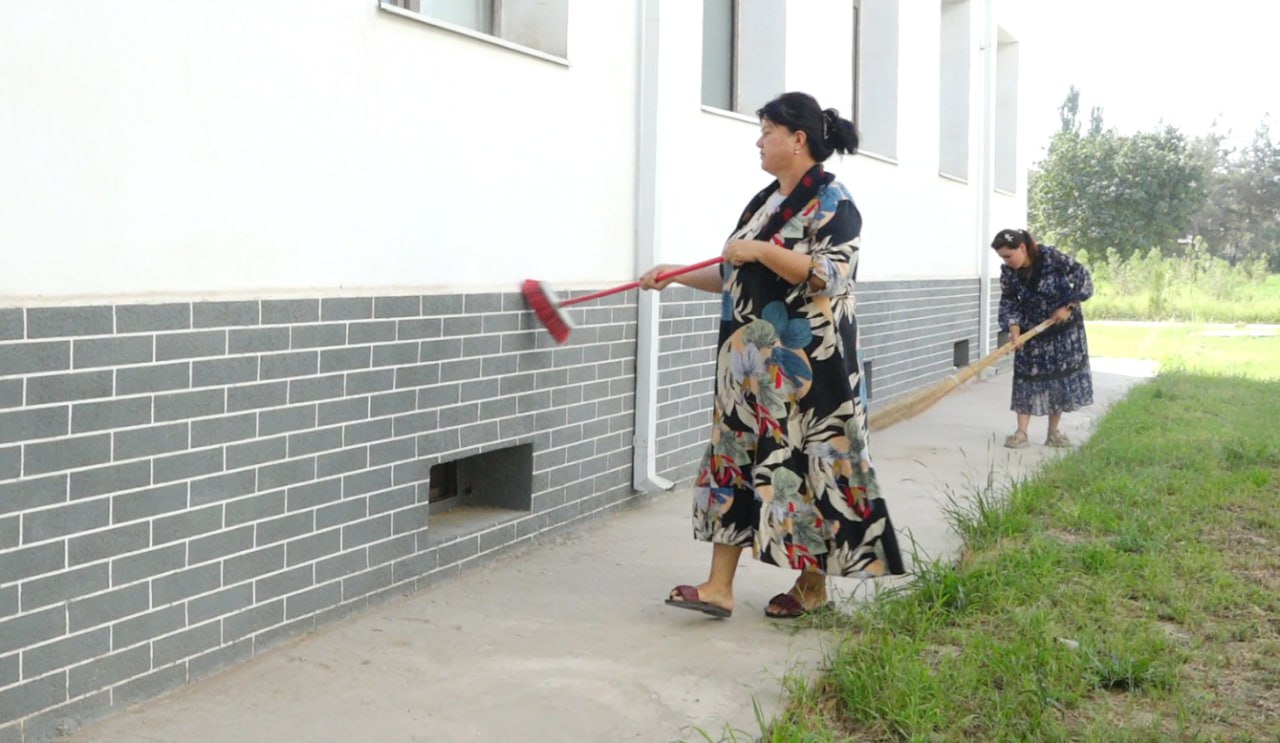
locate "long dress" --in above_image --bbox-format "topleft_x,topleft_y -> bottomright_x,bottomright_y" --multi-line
691,164 -> 905,578
998,245 -> 1095,415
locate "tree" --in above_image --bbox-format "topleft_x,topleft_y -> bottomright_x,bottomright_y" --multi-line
1029,89 -> 1207,260
1193,119 -> 1280,269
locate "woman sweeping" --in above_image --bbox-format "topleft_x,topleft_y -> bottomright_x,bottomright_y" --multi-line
991,228 -> 1095,448
639,92 -> 905,620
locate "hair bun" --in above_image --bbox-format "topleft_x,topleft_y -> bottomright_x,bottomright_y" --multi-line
821,108 -> 840,143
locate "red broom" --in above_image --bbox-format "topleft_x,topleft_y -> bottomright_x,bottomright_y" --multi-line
522,257 -> 723,344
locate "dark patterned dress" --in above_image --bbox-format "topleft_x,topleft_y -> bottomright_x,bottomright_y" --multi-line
998,245 -> 1095,416
691,165 -> 905,579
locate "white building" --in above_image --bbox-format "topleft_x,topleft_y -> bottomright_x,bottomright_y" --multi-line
0,1 -> 1026,736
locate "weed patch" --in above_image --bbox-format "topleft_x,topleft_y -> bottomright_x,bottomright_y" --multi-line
751,371 -> 1280,741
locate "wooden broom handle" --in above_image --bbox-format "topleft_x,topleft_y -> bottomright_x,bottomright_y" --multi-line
867,316 -> 1057,432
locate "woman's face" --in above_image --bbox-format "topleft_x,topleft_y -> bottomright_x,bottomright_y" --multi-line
757,118 -> 800,176
996,245 -> 1029,269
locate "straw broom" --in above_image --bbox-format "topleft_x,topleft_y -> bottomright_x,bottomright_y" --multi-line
868,317 -> 1055,432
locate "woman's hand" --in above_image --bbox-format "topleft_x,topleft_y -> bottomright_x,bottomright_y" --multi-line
1010,325 -> 1023,348
723,240 -> 766,266
1051,305 -> 1073,324
639,264 -> 680,291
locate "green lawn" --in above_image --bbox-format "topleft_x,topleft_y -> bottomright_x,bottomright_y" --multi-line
1087,275 -> 1280,323
745,335 -> 1280,742
1086,322 -> 1280,380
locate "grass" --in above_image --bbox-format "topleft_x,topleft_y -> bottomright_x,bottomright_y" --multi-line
741,336 -> 1280,741
1088,275 -> 1280,323
1086,321 -> 1280,380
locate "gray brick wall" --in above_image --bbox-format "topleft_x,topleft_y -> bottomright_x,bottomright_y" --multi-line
0,290 -> 637,738
857,279 -> 983,403
652,279 -> 994,486
652,288 -> 718,486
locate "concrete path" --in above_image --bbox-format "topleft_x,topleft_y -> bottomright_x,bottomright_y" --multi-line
64,358 -> 1156,743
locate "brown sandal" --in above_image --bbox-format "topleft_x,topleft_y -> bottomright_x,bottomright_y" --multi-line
1046,430 -> 1071,448
1004,430 -> 1029,449
764,592 -> 831,620
664,585 -> 732,618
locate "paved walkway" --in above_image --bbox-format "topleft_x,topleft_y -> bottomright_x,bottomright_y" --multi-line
64,359 -> 1156,743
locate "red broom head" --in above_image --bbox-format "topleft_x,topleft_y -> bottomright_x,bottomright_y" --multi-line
521,279 -> 574,344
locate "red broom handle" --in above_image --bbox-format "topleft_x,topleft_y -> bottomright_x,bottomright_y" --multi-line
557,257 -> 724,308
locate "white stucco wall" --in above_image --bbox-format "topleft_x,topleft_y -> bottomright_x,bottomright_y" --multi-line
653,0 -> 1026,283
1,0 -> 1027,300
0,2 -> 639,300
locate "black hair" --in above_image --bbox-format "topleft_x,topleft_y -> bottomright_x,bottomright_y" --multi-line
990,228 -> 1041,264
756,92 -> 858,162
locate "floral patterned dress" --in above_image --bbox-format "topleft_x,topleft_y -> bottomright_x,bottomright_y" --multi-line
998,245 -> 1095,416
692,165 -> 905,578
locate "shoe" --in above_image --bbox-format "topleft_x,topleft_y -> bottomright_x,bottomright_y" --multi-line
764,592 -> 831,620
1004,430 -> 1029,449
1046,430 -> 1071,448
665,585 -> 732,618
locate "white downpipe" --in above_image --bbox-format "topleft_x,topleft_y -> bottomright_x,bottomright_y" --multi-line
976,0 -> 996,360
632,0 -> 673,492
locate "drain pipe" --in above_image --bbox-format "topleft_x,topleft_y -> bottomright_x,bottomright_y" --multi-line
976,0 -> 996,360
632,0 -> 673,492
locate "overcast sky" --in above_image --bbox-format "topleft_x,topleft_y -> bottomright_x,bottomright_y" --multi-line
1014,0 -> 1276,161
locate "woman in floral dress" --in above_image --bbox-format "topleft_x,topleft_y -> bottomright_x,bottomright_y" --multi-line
991,228 -> 1095,448
640,92 -> 904,620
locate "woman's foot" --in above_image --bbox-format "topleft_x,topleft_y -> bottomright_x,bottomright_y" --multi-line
665,583 -> 734,618
765,576 -> 829,619
1046,430 -> 1071,448
1004,430 -> 1030,449
855,559 -> 885,580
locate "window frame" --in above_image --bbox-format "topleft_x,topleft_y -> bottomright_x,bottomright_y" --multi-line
700,0 -> 741,113
853,0 -> 900,162
938,0 -> 972,182
851,0 -> 861,134
379,0 -> 570,67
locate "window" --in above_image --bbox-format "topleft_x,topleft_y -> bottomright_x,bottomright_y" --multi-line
939,0 -> 970,180
701,0 -> 786,115
856,0 -> 900,159
994,28 -> 1020,193
701,0 -> 735,111
383,0 -> 568,60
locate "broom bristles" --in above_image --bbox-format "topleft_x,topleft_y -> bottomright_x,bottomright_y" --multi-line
522,279 -> 574,344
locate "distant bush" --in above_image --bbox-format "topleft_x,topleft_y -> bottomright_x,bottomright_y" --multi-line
1076,244 -> 1279,323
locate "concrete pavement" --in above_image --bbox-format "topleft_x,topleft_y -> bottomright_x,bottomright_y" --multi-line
62,358 -> 1156,743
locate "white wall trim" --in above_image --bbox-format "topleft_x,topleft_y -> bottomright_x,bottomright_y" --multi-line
378,2 -> 570,67
700,105 -> 759,125
858,149 -> 899,166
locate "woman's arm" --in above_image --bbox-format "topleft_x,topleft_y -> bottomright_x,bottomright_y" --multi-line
726,186 -> 862,294
724,240 -> 810,284
998,269 -> 1021,331
638,263 -> 722,294
1068,258 -> 1094,303
1047,250 -> 1093,323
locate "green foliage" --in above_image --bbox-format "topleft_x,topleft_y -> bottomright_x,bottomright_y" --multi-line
1030,88 -> 1206,260
1032,88 -> 1280,272
761,368 -> 1280,741
1076,246 -> 1280,322
1086,323 -> 1280,381
1191,119 -> 1280,271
